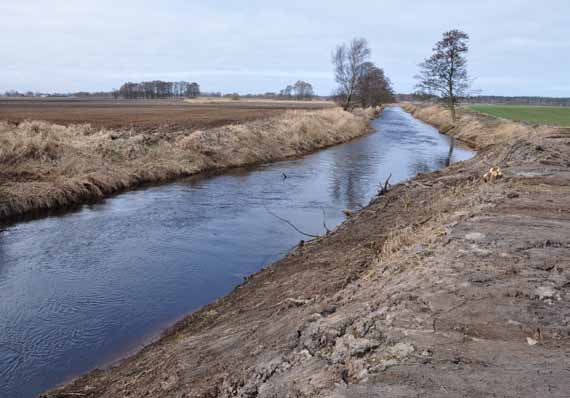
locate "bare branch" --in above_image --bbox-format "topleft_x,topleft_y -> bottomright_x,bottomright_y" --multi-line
321,208 -> 331,234
265,207 -> 320,238
378,173 -> 392,196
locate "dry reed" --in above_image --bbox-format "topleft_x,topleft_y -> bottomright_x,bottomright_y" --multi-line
0,108 -> 374,220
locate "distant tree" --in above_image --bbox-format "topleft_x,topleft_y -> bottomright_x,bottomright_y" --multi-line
332,38 -> 371,110
279,81 -> 314,100
293,81 -> 314,100
187,82 -> 200,98
415,29 -> 470,121
223,92 -> 240,100
279,85 -> 294,98
117,80 -> 200,99
356,62 -> 395,107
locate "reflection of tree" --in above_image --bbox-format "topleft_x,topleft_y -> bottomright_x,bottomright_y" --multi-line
328,143 -> 380,209
445,137 -> 455,167
328,106 -> 469,210
409,159 -> 432,175
0,231 -> 10,282
433,137 -> 456,170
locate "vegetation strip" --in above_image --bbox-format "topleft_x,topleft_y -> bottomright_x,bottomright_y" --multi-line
467,104 -> 570,127
0,107 -> 376,222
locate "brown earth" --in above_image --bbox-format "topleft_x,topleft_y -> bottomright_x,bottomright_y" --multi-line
46,104 -> 570,397
0,99 -> 333,133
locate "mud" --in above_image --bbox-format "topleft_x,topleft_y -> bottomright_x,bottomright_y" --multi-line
46,104 -> 570,398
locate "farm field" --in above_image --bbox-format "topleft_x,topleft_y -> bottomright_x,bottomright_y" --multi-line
467,104 -> 570,126
0,98 -> 334,132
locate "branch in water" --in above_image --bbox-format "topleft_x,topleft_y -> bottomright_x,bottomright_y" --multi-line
321,208 -> 331,234
265,207 -> 320,238
378,173 -> 392,196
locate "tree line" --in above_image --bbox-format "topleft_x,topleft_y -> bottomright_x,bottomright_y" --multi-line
397,93 -> 570,107
331,38 -> 395,110
116,81 -> 200,99
279,81 -> 314,100
462,96 -> 570,107
330,31 -> 471,119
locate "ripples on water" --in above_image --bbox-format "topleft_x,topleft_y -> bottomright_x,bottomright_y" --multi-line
0,106 -> 474,397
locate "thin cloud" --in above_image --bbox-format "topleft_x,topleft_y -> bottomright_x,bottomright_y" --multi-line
1,0 -> 568,96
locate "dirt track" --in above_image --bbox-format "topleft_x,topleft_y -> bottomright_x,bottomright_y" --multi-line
46,104 -> 570,397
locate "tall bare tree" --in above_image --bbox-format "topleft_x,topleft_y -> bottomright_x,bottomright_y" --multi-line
332,38 -> 371,110
415,29 -> 470,121
356,62 -> 395,107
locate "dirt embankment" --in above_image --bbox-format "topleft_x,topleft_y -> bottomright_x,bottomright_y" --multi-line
46,104 -> 570,398
0,107 -> 375,222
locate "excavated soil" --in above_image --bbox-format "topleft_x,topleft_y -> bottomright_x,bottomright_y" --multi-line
46,104 -> 570,398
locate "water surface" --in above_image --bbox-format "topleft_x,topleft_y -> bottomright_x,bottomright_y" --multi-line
0,106 -> 474,397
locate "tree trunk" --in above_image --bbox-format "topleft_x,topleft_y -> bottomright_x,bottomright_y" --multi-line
449,97 -> 456,122
344,93 -> 352,111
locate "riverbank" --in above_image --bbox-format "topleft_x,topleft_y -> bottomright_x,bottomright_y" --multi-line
0,107 -> 374,222
46,104 -> 570,397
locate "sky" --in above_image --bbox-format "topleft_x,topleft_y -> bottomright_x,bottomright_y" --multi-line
1,0 -> 569,96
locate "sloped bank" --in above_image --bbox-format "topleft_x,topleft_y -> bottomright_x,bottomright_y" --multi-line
46,104 -> 569,397
400,102 -> 557,148
0,107 -> 375,222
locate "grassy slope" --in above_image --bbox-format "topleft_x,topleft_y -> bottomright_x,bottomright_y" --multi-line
0,108 -> 374,221
467,104 -> 570,127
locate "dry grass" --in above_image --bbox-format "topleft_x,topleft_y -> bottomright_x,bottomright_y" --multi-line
400,103 -> 552,149
0,108 -> 374,220
370,176 -> 485,274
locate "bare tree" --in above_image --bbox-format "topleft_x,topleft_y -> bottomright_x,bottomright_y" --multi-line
279,84 -> 294,98
332,38 -> 371,110
293,81 -> 314,100
187,82 -> 200,98
118,80 -> 200,99
278,81 -> 314,100
415,29 -> 470,121
356,62 -> 395,107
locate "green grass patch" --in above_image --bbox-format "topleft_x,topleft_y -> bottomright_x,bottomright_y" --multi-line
467,105 -> 570,127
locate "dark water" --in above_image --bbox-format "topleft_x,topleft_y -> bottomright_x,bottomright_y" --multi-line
0,106 -> 474,397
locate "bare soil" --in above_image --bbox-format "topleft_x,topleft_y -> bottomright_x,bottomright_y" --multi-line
0,98 -> 332,133
46,104 -> 570,397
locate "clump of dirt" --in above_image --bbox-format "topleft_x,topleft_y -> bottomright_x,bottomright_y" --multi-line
45,104 -> 570,398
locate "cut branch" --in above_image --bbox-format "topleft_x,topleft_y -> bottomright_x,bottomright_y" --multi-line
265,207 -> 320,238
321,208 -> 331,234
378,173 -> 392,196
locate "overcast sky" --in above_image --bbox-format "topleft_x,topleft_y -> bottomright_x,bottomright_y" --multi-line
2,0 -> 568,96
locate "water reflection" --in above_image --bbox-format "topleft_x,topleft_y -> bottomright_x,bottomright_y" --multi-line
0,106 -> 474,398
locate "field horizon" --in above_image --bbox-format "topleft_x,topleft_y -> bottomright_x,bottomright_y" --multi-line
467,104 -> 570,127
